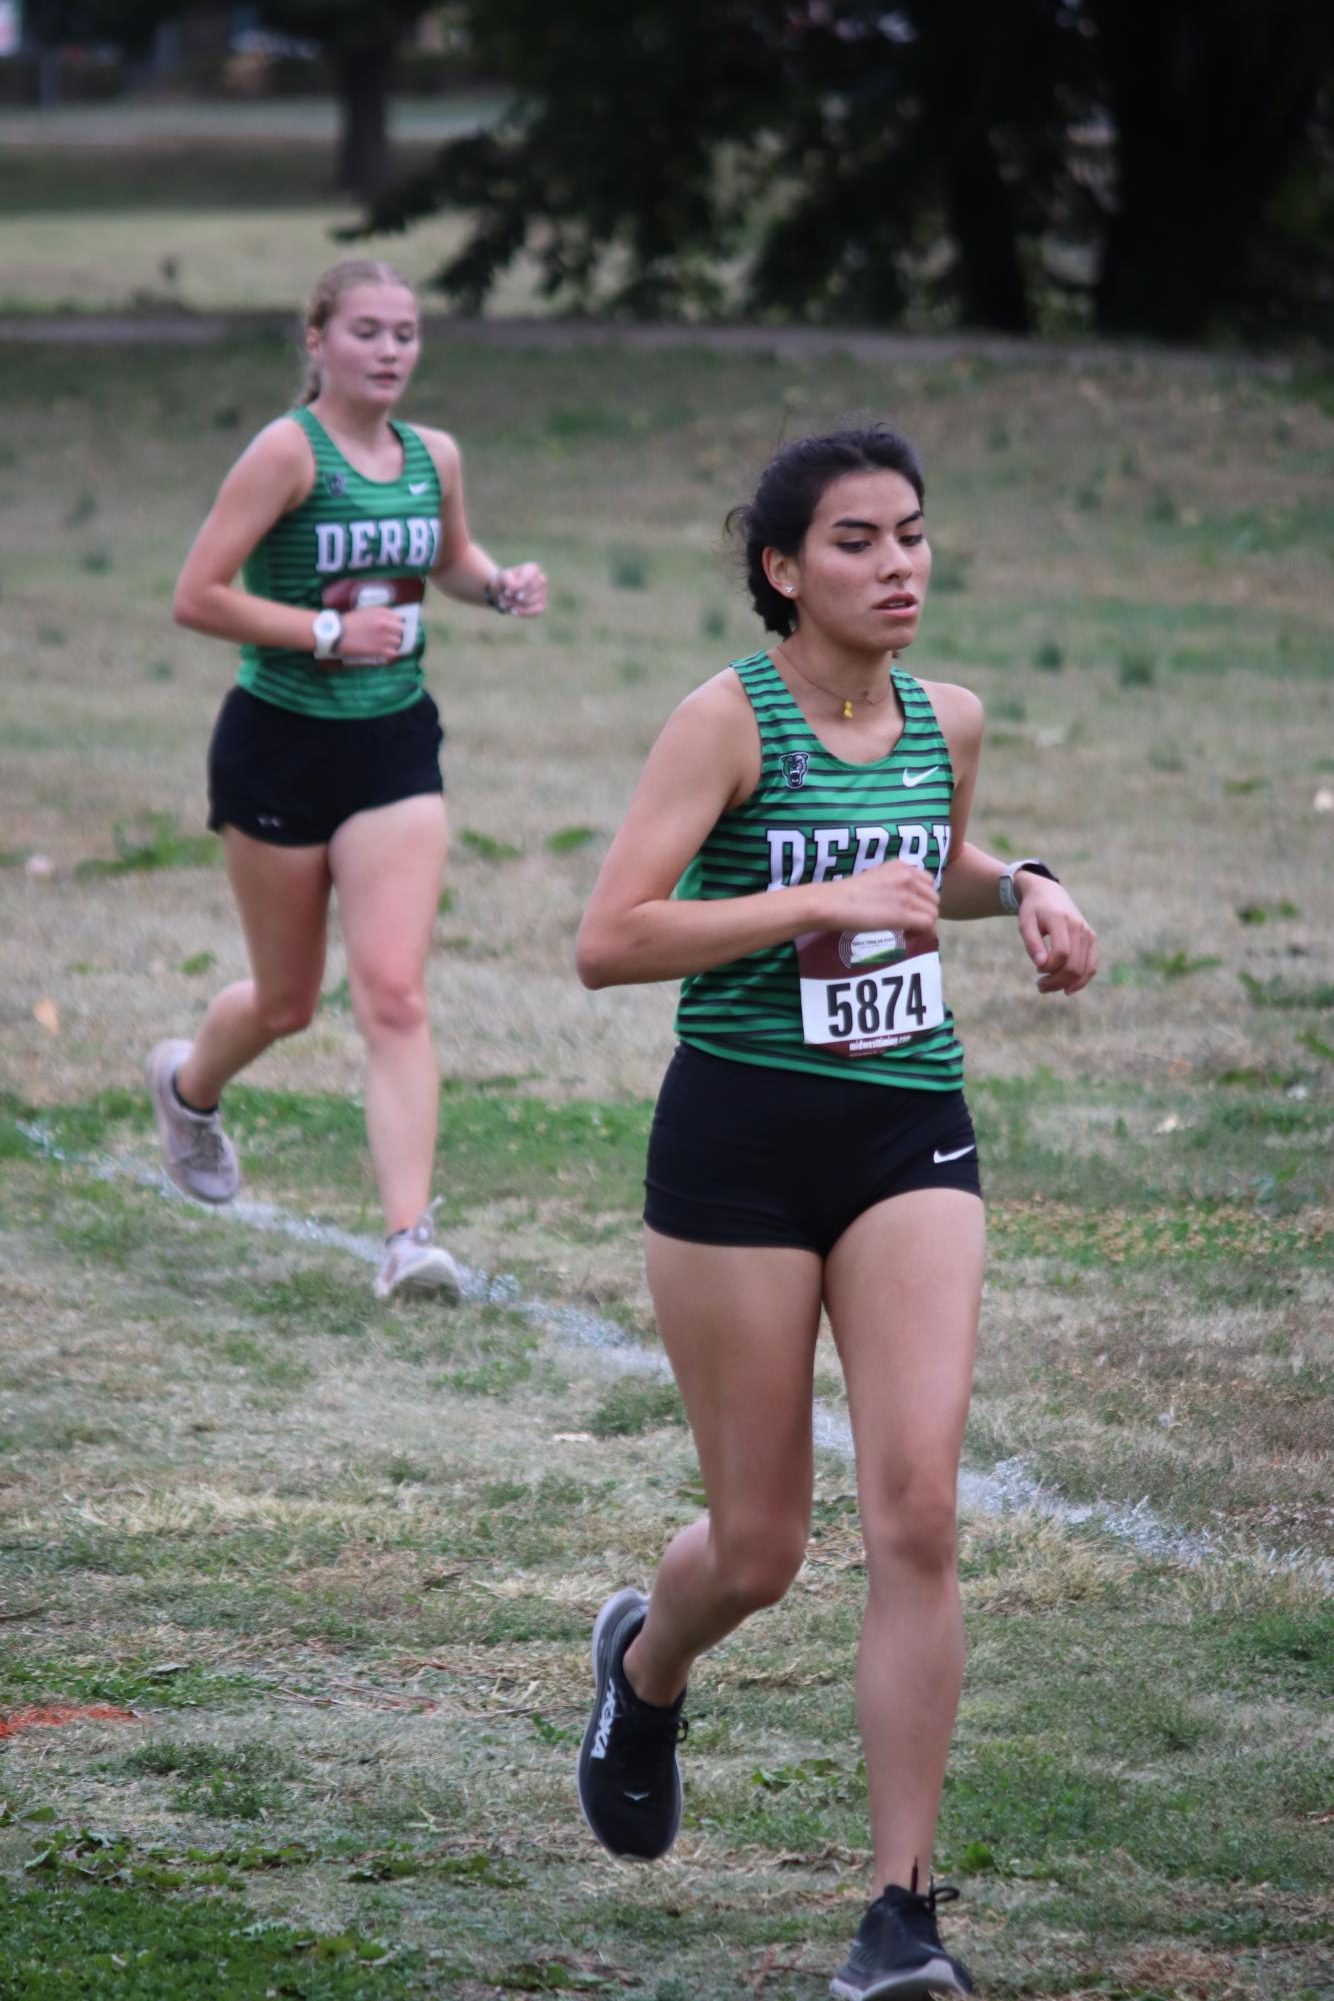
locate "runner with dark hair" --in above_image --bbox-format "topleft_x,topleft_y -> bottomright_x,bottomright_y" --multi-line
574,424 -> 1096,1998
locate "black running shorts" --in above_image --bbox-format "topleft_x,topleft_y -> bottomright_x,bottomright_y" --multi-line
207,686 -> 444,848
644,1042 -> 981,1256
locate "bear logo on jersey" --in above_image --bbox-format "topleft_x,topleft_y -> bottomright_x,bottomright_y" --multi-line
780,752 -> 809,790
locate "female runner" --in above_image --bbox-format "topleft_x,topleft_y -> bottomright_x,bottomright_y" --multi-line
147,258 -> 546,1299
574,426 -> 1096,1997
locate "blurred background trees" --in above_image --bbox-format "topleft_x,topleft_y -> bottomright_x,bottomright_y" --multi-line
15,0 -> 445,195
364,0 -> 1334,342
9,0 -> 1334,341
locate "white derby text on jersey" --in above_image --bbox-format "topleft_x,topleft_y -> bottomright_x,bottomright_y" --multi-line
315,517 -> 441,572
766,822 -> 952,891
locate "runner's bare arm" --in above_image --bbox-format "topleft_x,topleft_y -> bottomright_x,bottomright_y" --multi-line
419,427 -> 547,618
926,679 -> 1098,994
172,419 -> 325,651
928,681 -> 1032,912
577,674 -> 940,988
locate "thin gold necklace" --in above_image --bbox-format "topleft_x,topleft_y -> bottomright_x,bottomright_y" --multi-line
778,642 -> 894,721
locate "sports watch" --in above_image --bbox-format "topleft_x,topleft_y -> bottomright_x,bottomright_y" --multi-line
998,858 -> 1059,915
482,567 -> 513,614
312,609 -> 344,660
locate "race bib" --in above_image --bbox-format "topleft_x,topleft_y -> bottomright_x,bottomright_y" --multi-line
321,574 -> 425,663
796,927 -> 944,1057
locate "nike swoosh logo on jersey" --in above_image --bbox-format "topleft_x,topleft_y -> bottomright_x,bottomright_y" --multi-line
903,767 -> 940,788
408,481 -> 430,495
934,1144 -> 976,1164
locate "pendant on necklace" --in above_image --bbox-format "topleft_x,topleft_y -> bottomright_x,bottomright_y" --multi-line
842,699 -> 853,719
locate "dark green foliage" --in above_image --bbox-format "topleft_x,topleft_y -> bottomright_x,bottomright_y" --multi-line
349,0 -> 1334,340
1088,0 -> 1334,341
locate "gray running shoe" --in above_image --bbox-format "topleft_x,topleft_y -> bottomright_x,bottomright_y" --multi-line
374,1203 -> 462,1302
145,1038 -> 240,1204
830,1878 -> 973,1999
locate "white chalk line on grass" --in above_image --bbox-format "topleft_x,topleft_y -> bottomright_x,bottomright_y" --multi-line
21,1124 -> 1331,1586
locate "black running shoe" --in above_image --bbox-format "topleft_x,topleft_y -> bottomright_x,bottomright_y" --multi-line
830,1877 -> 974,1999
576,1587 -> 687,1860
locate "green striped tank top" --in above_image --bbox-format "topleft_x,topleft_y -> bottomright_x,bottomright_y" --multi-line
237,406 -> 442,719
674,651 -> 965,1090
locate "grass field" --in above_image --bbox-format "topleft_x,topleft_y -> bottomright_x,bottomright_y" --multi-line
1,325 -> 1332,1999
0,106 -> 546,317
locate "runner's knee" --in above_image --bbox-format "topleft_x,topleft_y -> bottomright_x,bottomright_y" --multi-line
254,990 -> 320,1040
713,1516 -> 808,1612
862,1476 -> 958,1581
354,973 -> 427,1040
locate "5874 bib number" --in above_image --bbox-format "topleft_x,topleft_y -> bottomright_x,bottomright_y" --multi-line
795,928 -> 944,1058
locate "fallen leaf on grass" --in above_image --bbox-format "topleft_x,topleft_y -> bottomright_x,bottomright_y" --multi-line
33,999 -> 59,1035
751,1947 -> 816,1993
0,1703 -> 140,1739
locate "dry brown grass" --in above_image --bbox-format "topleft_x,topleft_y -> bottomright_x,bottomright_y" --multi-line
3,339 -> 1333,1110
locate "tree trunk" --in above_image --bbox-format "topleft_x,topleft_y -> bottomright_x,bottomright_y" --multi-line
1092,0 -> 1328,339
333,38 -> 397,201
941,126 -> 1030,333
911,11 -> 1033,334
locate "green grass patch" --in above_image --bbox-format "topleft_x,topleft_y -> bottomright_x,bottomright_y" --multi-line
608,545 -> 650,589
459,827 -> 524,863
0,1657 -> 257,1711
0,1876 -> 416,2000
1117,646 -> 1156,687
73,813 -> 216,880
588,1376 -> 685,1438
1240,971 -> 1334,1010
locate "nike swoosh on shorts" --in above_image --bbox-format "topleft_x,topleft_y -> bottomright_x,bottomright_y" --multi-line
933,1144 -> 976,1164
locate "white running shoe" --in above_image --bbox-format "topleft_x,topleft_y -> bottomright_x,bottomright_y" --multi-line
374,1203 -> 462,1303
144,1038 -> 240,1204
